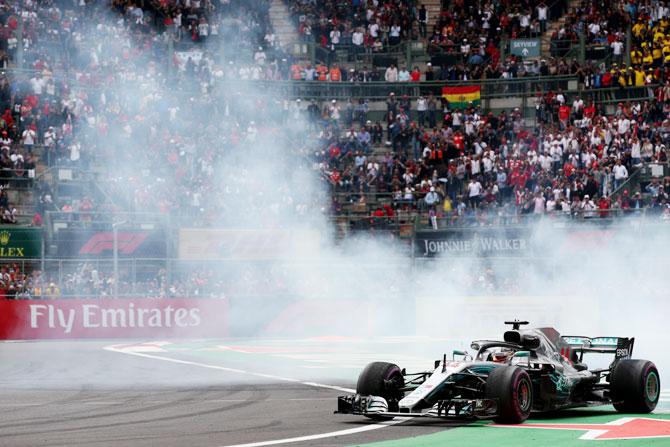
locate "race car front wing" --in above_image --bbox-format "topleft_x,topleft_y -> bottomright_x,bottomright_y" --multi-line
335,394 -> 499,419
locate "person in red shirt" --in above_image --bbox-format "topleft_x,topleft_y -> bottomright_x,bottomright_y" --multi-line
584,101 -> 596,119
602,70 -> 613,87
453,130 -> 465,154
1,109 -> 14,131
31,212 -> 43,227
620,190 -> 631,210
290,64 -> 303,80
370,207 -> 387,228
558,104 -> 571,128
329,64 -> 342,82
328,143 -> 341,159
316,64 -> 328,81
330,169 -> 341,185
598,195 -> 611,218
372,207 -> 385,218
410,66 -> 421,82
563,161 -> 575,180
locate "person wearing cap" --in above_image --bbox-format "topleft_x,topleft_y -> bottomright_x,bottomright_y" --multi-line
579,194 -> 595,219
424,62 -> 434,81
424,186 -> 441,208
254,46 -> 266,65
460,38 -> 470,55
616,65 -> 627,88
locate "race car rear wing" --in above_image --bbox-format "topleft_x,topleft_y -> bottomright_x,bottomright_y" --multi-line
561,336 -> 634,360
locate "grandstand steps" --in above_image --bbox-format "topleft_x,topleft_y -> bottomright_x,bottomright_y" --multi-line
540,0 -> 580,57
270,0 -> 300,50
3,187 -> 35,224
422,0 -> 442,32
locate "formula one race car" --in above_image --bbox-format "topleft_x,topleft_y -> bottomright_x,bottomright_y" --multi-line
336,321 -> 660,423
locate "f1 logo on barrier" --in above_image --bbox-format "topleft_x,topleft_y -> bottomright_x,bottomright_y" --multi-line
78,232 -> 148,255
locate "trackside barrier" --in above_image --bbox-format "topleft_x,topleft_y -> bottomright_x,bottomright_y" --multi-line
0,298 -> 228,340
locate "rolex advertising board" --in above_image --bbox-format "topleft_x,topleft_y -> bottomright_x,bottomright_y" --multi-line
0,227 -> 42,258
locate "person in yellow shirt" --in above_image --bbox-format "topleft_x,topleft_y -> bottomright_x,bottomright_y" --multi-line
634,67 -> 646,86
653,43 -> 663,65
443,196 -> 453,213
632,21 -> 646,39
646,68 -> 656,85
626,67 -> 635,86
643,48 -> 654,66
653,28 -> 665,44
631,46 -> 643,65
663,44 -> 670,65
617,66 -> 627,87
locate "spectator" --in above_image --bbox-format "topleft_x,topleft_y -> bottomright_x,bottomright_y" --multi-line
613,159 -> 628,190
385,64 -> 399,82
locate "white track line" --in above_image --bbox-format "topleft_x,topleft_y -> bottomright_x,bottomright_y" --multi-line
219,418 -> 411,447
104,345 -> 413,446
103,346 -> 355,393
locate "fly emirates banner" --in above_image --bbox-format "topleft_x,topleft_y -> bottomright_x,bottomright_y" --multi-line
0,298 -> 228,339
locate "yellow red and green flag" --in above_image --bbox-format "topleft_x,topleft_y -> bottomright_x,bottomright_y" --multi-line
442,85 -> 481,108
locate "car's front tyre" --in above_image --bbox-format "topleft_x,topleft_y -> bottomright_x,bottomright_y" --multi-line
485,366 -> 533,424
356,361 -> 404,418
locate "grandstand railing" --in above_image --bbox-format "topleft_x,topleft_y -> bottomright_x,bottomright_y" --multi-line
333,207 -> 663,238
221,76 -> 578,101
215,78 -> 655,105
5,65 -> 654,107
0,169 -> 37,188
546,38 -> 612,62
45,210 -> 168,231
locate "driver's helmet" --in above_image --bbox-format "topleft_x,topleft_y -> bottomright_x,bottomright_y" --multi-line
491,350 -> 513,363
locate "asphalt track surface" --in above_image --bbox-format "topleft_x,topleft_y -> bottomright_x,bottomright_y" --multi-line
0,340 -> 453,447
1,339 -> 669,447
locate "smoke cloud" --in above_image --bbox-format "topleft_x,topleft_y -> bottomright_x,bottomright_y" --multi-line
10,2 -> 669,386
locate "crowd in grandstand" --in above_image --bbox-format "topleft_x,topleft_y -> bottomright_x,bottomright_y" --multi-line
0,0 -> 668,299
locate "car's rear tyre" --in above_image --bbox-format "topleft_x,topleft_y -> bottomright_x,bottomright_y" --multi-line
611,359 -> 660,413
356,361 -> 404,418
485,366 -> 533,424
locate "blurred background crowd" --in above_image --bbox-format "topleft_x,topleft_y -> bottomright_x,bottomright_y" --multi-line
0,0 -> 668,298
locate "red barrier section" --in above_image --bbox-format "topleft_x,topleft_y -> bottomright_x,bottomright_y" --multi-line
0,299 -> 228,340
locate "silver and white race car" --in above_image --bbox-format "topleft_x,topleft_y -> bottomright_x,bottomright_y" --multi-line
336,321 -> 660,423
